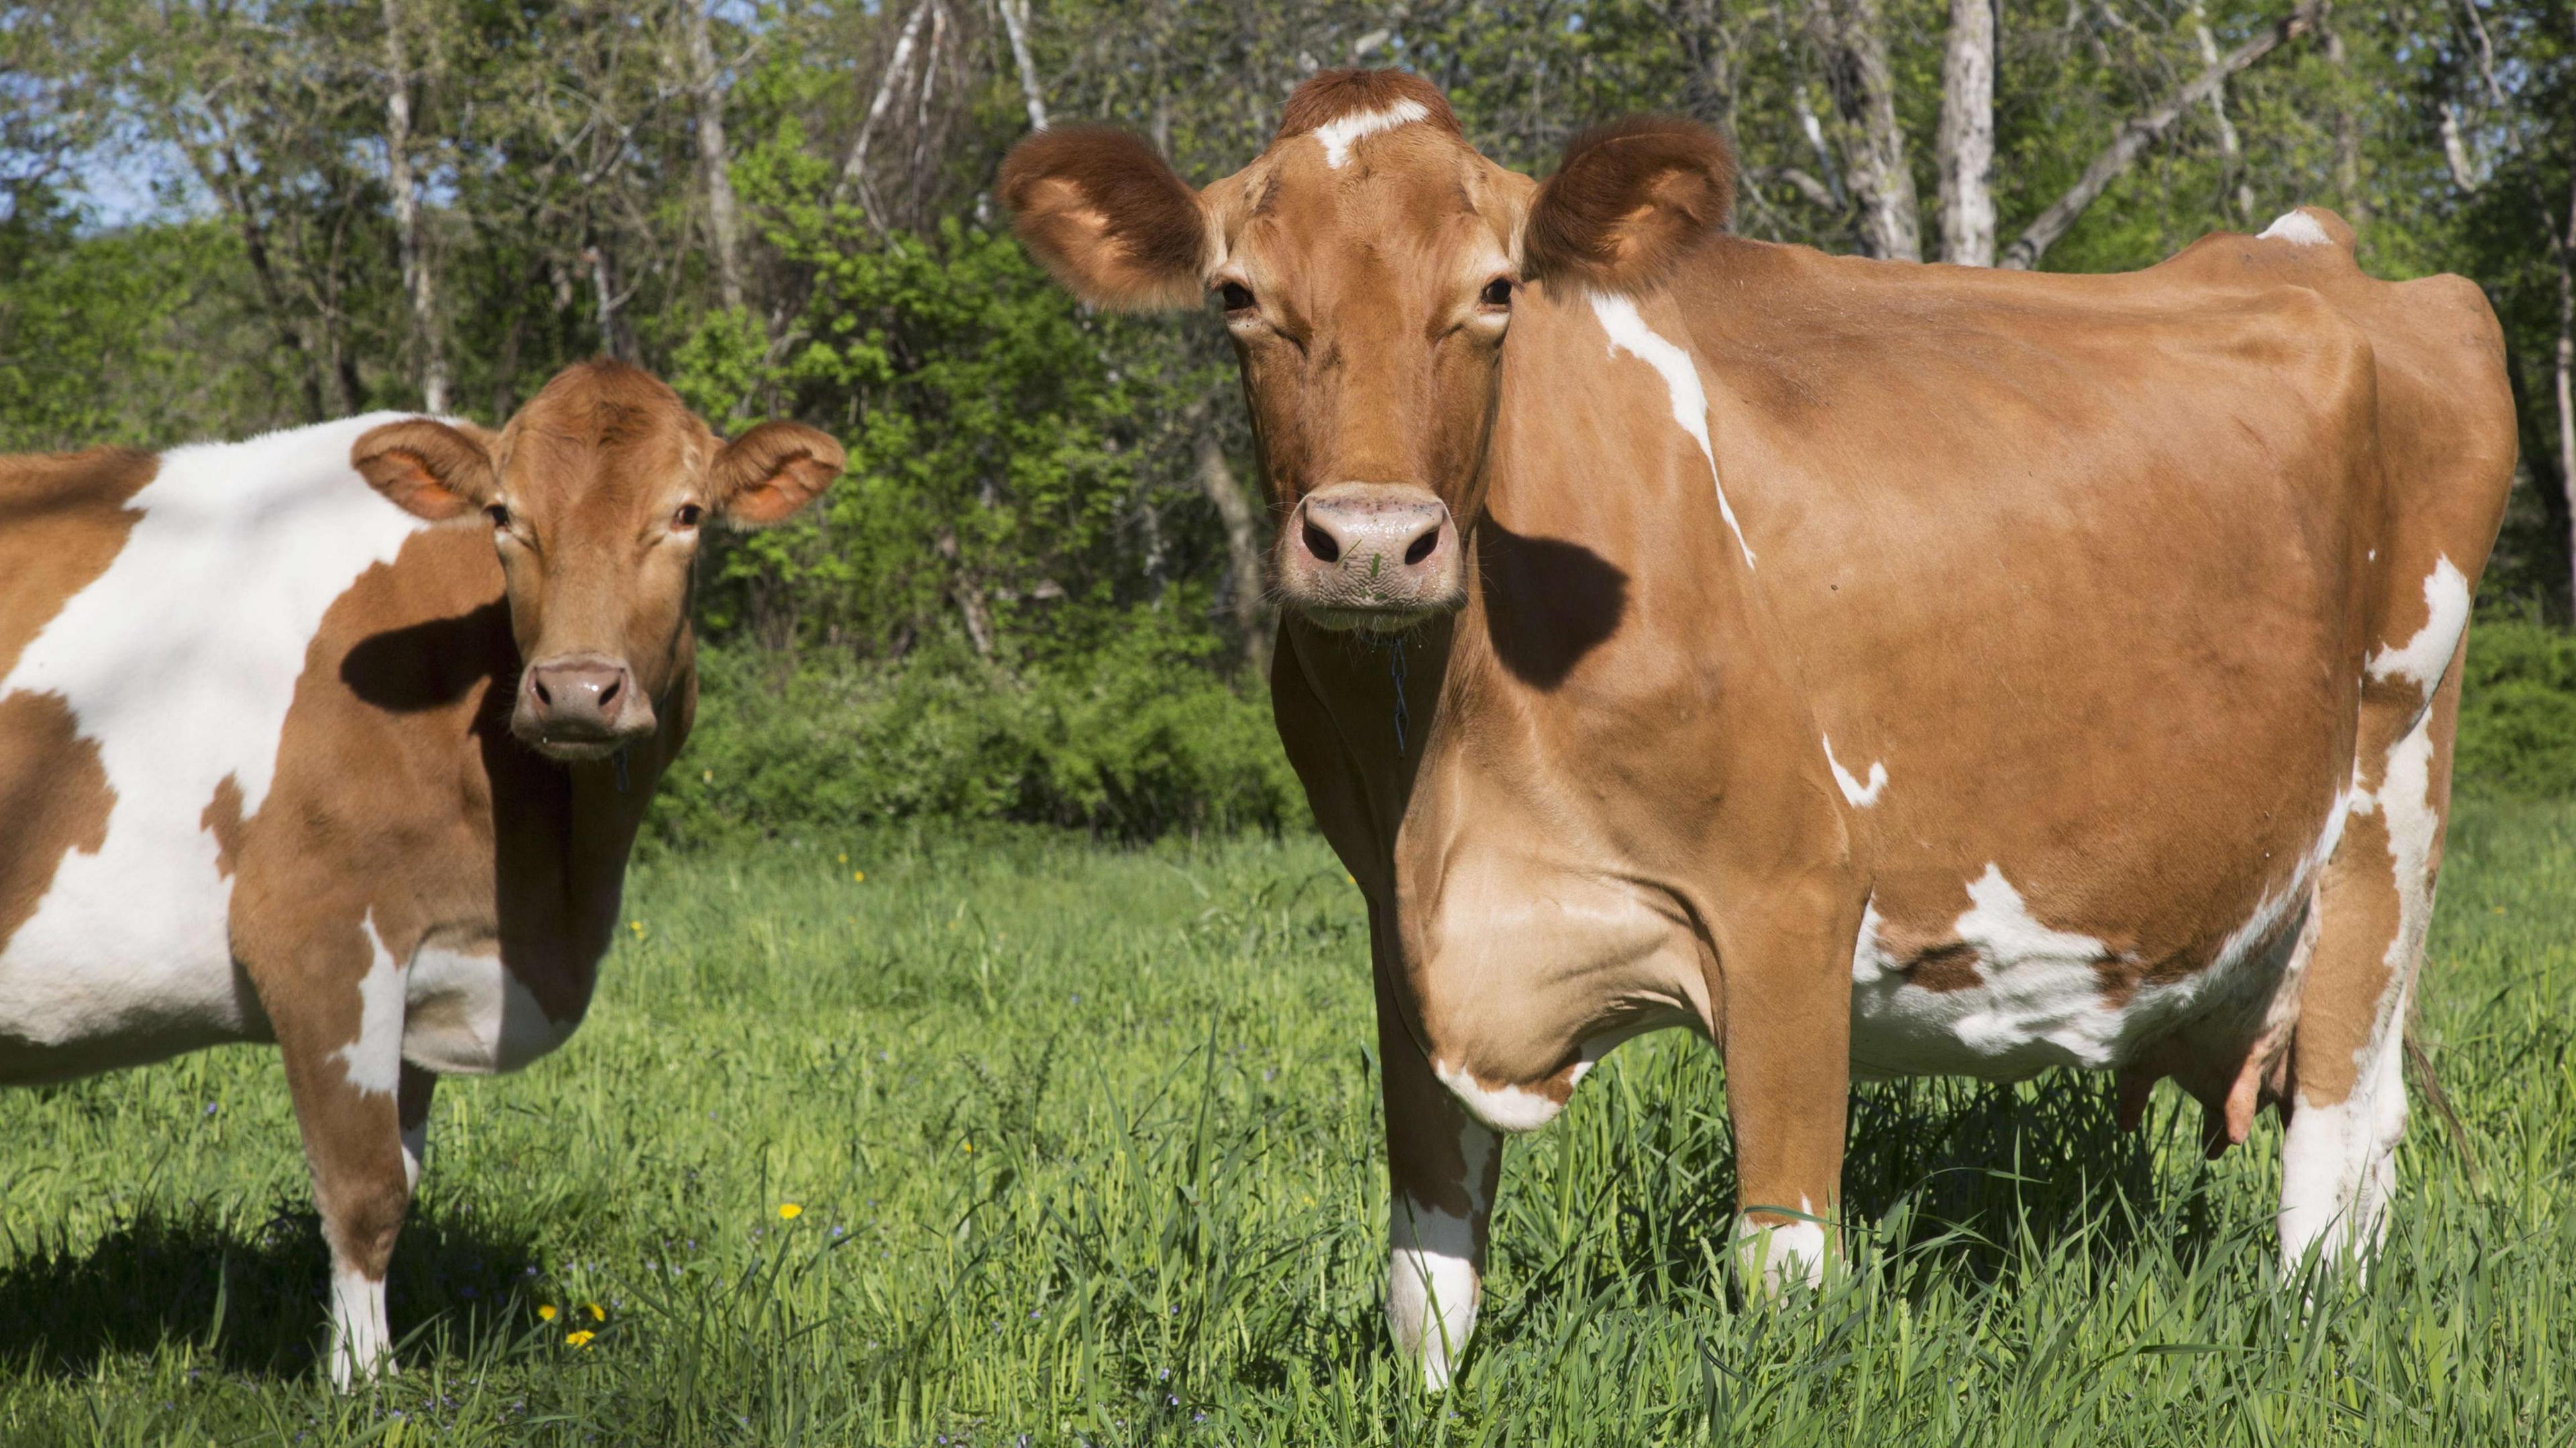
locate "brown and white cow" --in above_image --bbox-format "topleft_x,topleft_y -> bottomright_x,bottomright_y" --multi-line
1004,70 -> 2516,1386
0,361 -> 841,1384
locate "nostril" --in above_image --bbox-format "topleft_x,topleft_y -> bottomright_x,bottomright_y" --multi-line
597,675 -> 622,710
532,677 -> 554,708
1302,515 -> 1343,563
1403,526 -> 1440,567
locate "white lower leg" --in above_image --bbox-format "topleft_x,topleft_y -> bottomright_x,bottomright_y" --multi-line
1387,1198 -> 1480,1391
1732,1197 -> 1829,1295
2279,1037 -> 2410,1272
327,1260 -> 393,1389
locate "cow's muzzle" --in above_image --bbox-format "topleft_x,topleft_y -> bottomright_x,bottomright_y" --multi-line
514,652 -> 657,761
1280,484 -> 1464,632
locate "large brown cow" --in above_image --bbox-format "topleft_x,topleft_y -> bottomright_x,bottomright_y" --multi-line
0,361 -> 842,1385
1002,70 -> 2516,1386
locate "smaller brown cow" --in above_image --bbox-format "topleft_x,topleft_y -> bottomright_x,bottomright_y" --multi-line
0,361 -> 842,1384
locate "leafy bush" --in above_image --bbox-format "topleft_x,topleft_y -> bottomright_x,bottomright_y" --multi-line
2457,614 -> 2576,797
649,612 -> 1307,849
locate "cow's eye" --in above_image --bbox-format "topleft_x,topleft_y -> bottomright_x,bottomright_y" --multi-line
484,503 -> 511,530
1218,281 -> 1256,313
1480,278 -> 1514,309
673,503 -> 704,530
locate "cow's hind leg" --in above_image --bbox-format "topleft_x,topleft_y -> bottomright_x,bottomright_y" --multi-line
2280,626 -> 2463,1273
263,919 -> 417,1388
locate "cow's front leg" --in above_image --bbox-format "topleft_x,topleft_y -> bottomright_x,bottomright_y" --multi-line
1376,954 -> 1501,1392
1717,887 -> 1855,1294
266,924 -> 416,1389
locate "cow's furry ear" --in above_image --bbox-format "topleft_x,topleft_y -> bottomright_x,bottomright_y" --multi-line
1000,127 -> 1208,310
352,419 -> 498,522
1522,118 -> 1734,296
711,421 -> 845,526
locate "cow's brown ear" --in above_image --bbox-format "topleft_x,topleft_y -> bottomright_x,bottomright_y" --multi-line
352,419 -> 499,521
1000,127 -> 1208,310
1522,118 -> 1733,296
712,421 -> 845,526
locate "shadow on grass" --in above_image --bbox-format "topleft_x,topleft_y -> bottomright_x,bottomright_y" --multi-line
0,1199 -> 543,1380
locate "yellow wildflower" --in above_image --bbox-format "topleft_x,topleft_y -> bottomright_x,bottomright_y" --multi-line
777,1203 -> 803,1220
961,1141 -> 973,1154
564,1329 -> 596,1348
584,1302 -> 606,1322
837,852 -> 848,864
538,1304 -> 557,1322
853,871 -> 865,882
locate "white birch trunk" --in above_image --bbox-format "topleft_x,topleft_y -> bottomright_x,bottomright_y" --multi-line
381,0 -> 447,412
1936,0 -> 1996,266
683,0 -> 747,314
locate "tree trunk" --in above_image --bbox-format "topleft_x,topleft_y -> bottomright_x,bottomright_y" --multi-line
2322,17 -> 2369,230
2000,0 -> 2319,270
996,0 -> 1049,131
1194,427 -> 1273,677
2191,1 -> 2255,221
380,0 -> 447,412
1807,0 -> 1920,261
833,0 -> 932,207
683,0 -> 747,314
1935,0 -> 1996,266
2557,172 -> 2576,614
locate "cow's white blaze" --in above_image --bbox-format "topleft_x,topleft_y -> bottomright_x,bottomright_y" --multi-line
0,415 -> 429,1081
2367,556 -> 2469,703
1821,734 -> 1886,807
402,944 -> 573,1074
334,918 -> 407,1097
1590,293 -> 1756,568
2259,210 -> 2334,246
1388,1120 -> 1493,1391
327,1264 -> 392,1388
1732,1196 -> 1827,1293
1313,99 -> 1430,168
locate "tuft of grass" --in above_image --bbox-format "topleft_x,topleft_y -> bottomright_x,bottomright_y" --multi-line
1,804 -> 2571,1444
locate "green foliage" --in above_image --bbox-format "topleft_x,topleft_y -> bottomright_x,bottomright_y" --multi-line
651,616 -> 1306,848
2457,613 -> 2576,797
4,801 -> 2574,1441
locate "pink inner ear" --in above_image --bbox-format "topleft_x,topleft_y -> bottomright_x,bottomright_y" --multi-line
362,451 -> 476,522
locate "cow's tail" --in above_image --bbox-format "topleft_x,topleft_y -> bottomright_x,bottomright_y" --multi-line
2402,1027 -> 2481,1190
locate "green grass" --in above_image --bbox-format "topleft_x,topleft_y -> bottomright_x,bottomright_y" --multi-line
2,803 -> 2572,1445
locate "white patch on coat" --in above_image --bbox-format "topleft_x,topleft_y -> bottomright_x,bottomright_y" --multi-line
327,1264 -> 392,1389
0,415 -> 430,1082
1821,734 -> 1886,807
400,1116 -> 426,1194
1732,1196 -> 1827,1294
334,918 -> 406,1098
2258,210 -> 2333,246
1313,99 -> 1430,168
2365,557 -> 2469,704
1432,1060 -> 1564,1133
1850,832 -> 2337,1082
1387,1118 -> 1495,1391
2281,714 -> 2440,1271
402,944 -> 574,1075
1590,293 -> 1756,568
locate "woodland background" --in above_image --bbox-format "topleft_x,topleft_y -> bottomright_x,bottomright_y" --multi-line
4,0 -> 2575,843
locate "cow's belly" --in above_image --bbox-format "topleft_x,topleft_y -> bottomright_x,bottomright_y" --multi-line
1846,841 -> 2327,1083
0,823 -> 256,1084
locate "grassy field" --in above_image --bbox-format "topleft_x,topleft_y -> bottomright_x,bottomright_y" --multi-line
1,803 -> 2571,1446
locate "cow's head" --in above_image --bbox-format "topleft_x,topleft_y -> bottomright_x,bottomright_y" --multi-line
351,361 -> 843,761
1002,70 -> 1731,633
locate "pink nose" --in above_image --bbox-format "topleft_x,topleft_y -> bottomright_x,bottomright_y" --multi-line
523,655 -> 635,739
1296,493 -> 1448,573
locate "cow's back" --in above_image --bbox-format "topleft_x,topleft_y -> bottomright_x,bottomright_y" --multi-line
0,418 -> 428,1080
